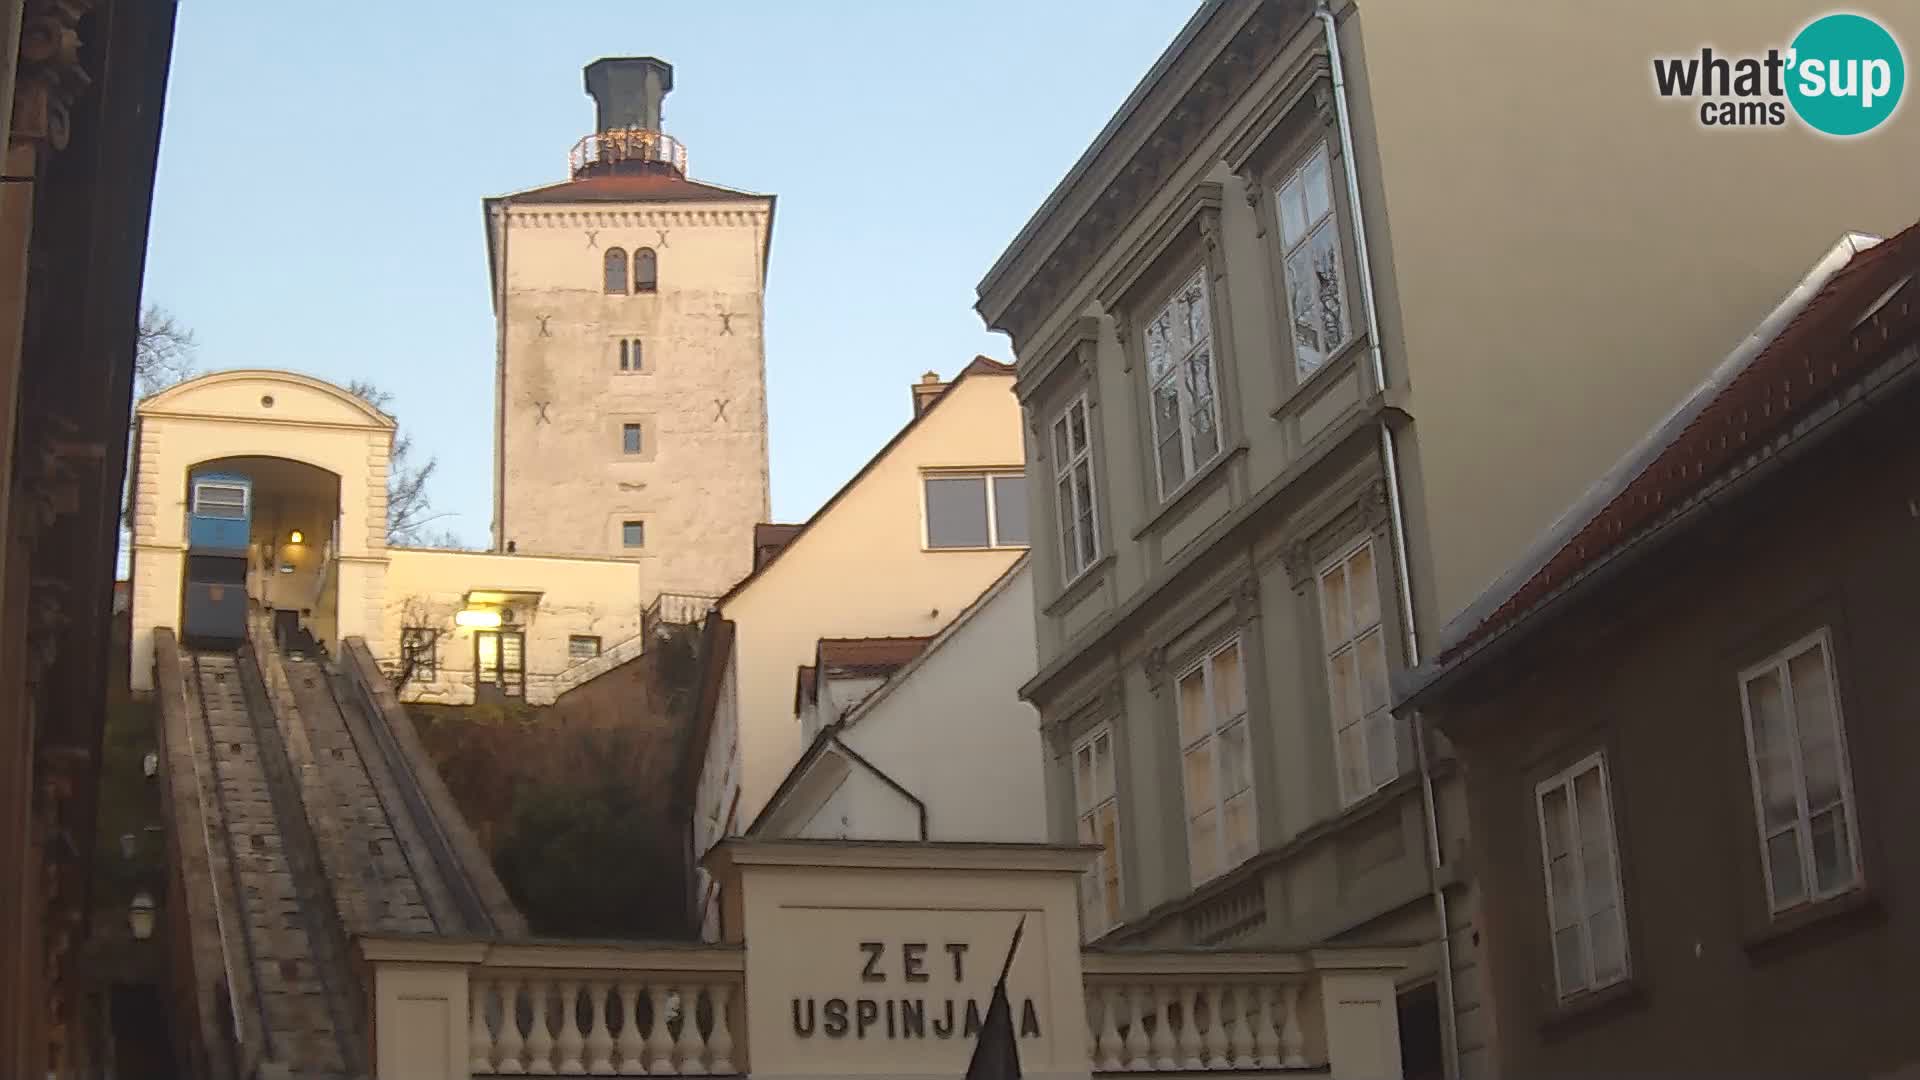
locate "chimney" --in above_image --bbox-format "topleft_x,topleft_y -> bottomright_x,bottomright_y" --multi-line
911,371 -> 947,416
584,57 -> 675,134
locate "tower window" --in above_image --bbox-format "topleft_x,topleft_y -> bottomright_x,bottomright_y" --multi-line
634,247 -> 658,293
619,338 -> 643,371
622,520 -> 646,548
603,247 -> 629,294
622,423 -> 642,454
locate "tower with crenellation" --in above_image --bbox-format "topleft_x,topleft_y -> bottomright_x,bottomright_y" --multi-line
484,57 -> 772,600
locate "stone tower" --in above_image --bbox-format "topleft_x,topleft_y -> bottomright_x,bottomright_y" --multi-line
484,57 -> 773,600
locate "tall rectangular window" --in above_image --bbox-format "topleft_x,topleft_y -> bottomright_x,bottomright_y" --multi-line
1738,629 -> 1862,914
923,472 -> 1028,549
622,520 -> 646,548
1072,726 -> 1122,938
1176,638 -> 1256,886
1535,753 -> 1628,1000
1320,539 -> 1395,806
1051,395 -> 1100,581
1276,143 -> 1350,379
1144,270 -> 1222,498
622,423 -> 643,454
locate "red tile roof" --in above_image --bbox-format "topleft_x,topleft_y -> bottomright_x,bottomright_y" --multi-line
817,636 -> 933,675
753,523 -> 803,570
1439,222 -> 1920,665
501,170 -> 763,205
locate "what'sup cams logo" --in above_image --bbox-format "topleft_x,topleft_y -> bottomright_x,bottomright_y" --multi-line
1653,12 -> 1905,135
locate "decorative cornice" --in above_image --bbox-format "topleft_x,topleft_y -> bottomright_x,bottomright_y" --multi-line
1232,576 -> 1262,624
10,0 -> 96,156
988,1 -> 1302,348
504,208 -> 765,230
1281,538 -> 1316,589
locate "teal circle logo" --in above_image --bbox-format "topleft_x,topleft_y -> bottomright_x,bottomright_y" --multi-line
1787,13 -> 1905,136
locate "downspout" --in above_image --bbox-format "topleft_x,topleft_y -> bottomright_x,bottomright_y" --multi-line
1316,6 -> 1461,1079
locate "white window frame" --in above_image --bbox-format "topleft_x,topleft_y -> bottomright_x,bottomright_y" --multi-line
1143,268 -> 1224,500
193,481 -> 249,519
1174,636 -> 1257,887
1071,724 -> 1122,938
1051,394 -> 1101,583
1274,141 -> 1352,380
1534,752 -> 1630,1001
1736,628 -> 1864,915
920,469 -> 1029,550
1318,537 -> 1397,807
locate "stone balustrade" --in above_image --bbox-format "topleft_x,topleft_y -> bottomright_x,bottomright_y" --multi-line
1081,951 -> 1345,1072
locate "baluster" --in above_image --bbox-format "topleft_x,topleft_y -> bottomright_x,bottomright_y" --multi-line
1179,985 -> 1205,1069
647,986 -> 675,1074
1203,983 -> 1229,1068
557,980 -> 585,1074
1150,985 -> 1176,1070
675,984 -> 710,1075
708,982 -> 736,1074
1084,991 -> 1098,1068
1252,985 -> 1280,1068
1279,983 -> 1307,1068
1096,987 -> 1123,1071
527,978 -> 556,1074
1122,985 -> 1150,1071
615,981 -> 646,1076
1216,984 -> 1242,1069
586,981 -> 615,1075
471,977 -> 498,1074
497,977 -> 528,1075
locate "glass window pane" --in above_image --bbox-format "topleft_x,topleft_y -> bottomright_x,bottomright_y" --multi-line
1788,645 -> 1843,810
1553,926 -> 1587,996
1152,378 -> 1185,492
1319,565 -> 1350,646
1574,769 -> 1616,911
1766,827 -> 1807,907
1178,668 -> 1209,746
1073,465 -> 1097,564
1588,906 -> 1625,984
1278,182 -> 1310,248
604,248 -> 628,294
1311,221 -> 1348,350
1183,743 -> 1216,814
925,476 -> 990,548
1337,722 -> 1366,804
1548,850 -> 1579,933
1810,806 -> 1855,894
1302,147 -> 1333,226
1218,719 -> 1251,796
1181,274 -> 1210,348
1075,745 -> 1093,811
1365,710 -> 1397,790
992,474 -> 1029,546
1346,544 -> 1379,630
1146,310 -> 1174,381
477,633 -> 499,677
1052,416 -> 1070,470
1069,400 -> 1089,454
1213,645 -> 1245,720
1327,649 -> 1356,726
1744,669 -> 1799,832
1356,629 -> 1389,716
623,423 -> 642,454
622,520 -> 645,548
1057,476 -> 1079,572
1183,349 -> 1220,465
1541,785 -> 1571,860
1093,733 -> 1114,800
1286,243 -> 1326,374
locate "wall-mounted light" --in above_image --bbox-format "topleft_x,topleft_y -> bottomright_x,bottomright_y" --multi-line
454,608 -> 503,629
128,891 -> 156,941
142,750 -> 159,778
288,530 -> 304,545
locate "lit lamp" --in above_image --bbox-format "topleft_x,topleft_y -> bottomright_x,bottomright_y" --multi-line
128,891 -> 156,941
454,608 -> 503,629
288,530 -> 304,545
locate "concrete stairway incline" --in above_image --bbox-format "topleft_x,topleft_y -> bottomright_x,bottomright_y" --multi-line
154,625 -> 525,1080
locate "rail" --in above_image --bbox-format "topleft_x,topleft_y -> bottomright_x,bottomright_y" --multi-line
642,591 -> 718,642
569,127 -> 688,178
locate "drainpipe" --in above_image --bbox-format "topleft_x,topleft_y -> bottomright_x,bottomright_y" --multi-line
1316,6 -> 1461,1079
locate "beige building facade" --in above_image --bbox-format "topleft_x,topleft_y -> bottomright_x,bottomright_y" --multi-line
688,361 -> 1030,937
977,3 -> 1920,1079
485,57 -> 773,599
126,369 -> 646,706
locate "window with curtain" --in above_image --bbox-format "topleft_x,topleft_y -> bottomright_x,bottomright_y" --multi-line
1738,629 -> 1861,913
604,247 -> 629,294
1176,638 -> 1256,886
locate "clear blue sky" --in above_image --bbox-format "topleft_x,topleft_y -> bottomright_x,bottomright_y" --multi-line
141,1 -> 1198,546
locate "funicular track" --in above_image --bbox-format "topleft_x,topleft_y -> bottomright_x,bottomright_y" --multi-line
186,648 -> 362,1079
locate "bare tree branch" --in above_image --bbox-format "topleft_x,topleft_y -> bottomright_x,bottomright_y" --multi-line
345,379 -> 449,547
135,305 -> 196,395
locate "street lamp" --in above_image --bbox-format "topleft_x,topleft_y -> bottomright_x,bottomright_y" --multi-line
128,891 -> 156,941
